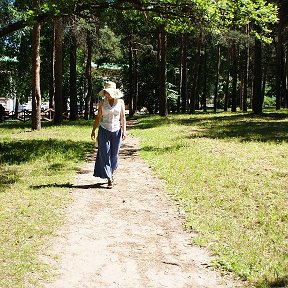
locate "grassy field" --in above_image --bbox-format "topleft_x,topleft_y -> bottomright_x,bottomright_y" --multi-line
0,120 -> 95,288
131,111 -> 288,288
0,111 -> 287,288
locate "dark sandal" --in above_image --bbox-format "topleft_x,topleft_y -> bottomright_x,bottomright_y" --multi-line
107,179 -> 113,189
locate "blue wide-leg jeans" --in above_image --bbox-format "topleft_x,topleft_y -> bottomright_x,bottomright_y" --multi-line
93,126 -> 122,180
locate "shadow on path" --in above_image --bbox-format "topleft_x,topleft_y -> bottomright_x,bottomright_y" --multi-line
31,182 -> 108,190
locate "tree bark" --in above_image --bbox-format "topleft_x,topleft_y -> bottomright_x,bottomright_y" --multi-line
128,37 -> 134,116
275,3 -> 285,110
286,32 -> 288,108
49,23 -> 55,110
158,24 -> 168,116
178,35 -> 183,113
69,17 -> 78,121
189,38 -> 201,114
241,41 -> 249,112
262,60 -> 268,105
213,45 -> 221,112
132,43 -> 139,114
224,47 -> 230,111
54,17 -> 63,124
31,0 -> 41,131
14,98 -> 19,118
180,33 -> 188,113
231,43 -> 238,112
252,37 -> 263,114
202,45 -> 207,112
85,30 -> 93,120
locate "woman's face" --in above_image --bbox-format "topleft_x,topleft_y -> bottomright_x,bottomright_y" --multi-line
104,91 -> 113,99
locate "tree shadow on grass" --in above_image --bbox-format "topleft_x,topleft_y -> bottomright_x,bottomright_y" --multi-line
132,112 -> 288,135
176,113 -> 288,143
0,139 -> 94,165
132,112 -> 288,143
0,119 -> 94,130
185,115 -> 288,143
191,121 -> 288,143
0,166 -> 20,193
131,114 -> 171,130
256,276 -> 288,288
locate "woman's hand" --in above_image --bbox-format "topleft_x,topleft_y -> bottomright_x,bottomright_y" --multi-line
91,101 -> 102,141
91,130 -> 96,141
120,100 -> 126,141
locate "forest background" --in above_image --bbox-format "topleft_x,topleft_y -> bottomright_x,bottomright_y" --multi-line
0,0 -> 287,127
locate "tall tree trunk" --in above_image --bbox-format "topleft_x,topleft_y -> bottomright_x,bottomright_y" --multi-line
158,24 -> 168,116
275,3 -> 285,110
231,43 -> 238,112
262,60 -> 268,105
224,47 -> 230,111
54,17 -> 63,124
180,33 -> 188,113
252,37 -> 263,114
31,0 -> 41,131
213,45 -> 221,112
69,17 -> 78,121
202,45 -> 207,112
286,32 -> 288,108
178,35 -> 183,113
128,37 -> 134,116
49,23 -> 55,109
275,39 -> 282,110
132,45 -> 138,114
190,38 -> 201,114
14,98 -> 19,118
241,40 -> 249,112
85,30 -> 92,120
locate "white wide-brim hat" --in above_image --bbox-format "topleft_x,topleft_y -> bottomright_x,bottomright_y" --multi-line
99,81 -> 123,99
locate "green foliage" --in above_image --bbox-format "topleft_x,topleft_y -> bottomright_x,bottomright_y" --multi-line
93,26 -> 123,66
167,82 -> 179,113
249,1 -> 278,43
263,96 -> 276,108
147,0 -> 278,43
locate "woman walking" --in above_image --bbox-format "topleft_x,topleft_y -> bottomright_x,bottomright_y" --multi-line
91,81 -> 126,188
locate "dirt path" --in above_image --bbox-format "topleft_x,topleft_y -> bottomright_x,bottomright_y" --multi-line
42,123 -> 243,288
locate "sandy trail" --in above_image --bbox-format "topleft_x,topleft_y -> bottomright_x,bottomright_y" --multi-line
42,124 -> 243,288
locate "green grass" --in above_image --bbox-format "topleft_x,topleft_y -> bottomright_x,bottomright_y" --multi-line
0,120 -> 95,288
132,111 -> 288,288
